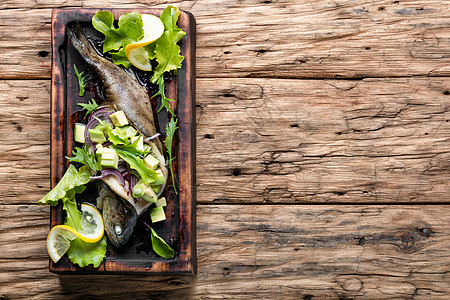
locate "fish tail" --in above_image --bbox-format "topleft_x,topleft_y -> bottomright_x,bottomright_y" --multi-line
66,22 -> 102,69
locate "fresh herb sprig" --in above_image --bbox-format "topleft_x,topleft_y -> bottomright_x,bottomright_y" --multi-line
153,77 -> 175,116
164,118 -> 178,194
66,144 -> 100,172
77,99 -> 99,117
74,64 -> 88,97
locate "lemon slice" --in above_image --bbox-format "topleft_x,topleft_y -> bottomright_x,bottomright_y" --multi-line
78,203 -> 105,243
47,225 -> 77,263
125,14 -> 165,71
46,204 -> 104,263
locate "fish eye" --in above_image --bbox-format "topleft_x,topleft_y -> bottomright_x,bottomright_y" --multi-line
114,223 -> 123,235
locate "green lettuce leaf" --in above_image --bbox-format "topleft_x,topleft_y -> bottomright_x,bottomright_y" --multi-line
110,48 -> 132,68
150,228 -> 174,259
66,236 -> 107,268
37,165 -> 91,206
150,28 -> 185,84
111,144 -> 158,184
92,11 -> 143,53
63,196 -> 82,231
109,125 -> 138,145
66,144 -> 101,172
61,193 -> 107,268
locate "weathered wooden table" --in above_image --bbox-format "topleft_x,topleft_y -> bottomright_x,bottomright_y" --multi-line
1,0 -> 449,299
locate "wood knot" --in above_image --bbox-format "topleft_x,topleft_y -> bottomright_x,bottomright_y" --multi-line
38,50 -> 49,57
336,276 -> 363,292
420,228 -> 431,237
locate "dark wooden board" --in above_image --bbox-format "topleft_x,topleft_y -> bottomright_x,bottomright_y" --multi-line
50,8 -> 196,274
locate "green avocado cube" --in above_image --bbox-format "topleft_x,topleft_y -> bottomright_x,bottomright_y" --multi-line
150,207 -> 166,223
144,154 -> 159,170
89,128 -> 106,143
96,144 -> 105,161
131,136 -> 144,151
154,169 -> 165,185
109,110 -> 129,127
74,123 -> 86,143
156,197 -> 167,208
142,186 -> 157,203
151,183 -> 161,194
100,148 -> 119,169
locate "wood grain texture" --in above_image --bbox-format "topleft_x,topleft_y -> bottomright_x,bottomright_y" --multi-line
1,78 -> 449,205
1,204 -> 449,299
1,0 -> 450,79
196,77 -> 450,204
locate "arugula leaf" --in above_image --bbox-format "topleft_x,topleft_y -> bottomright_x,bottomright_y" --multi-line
37,165 -> 91,206
66,144 -> 101,172
164,118 -> 178,194
66,236 -> 107,268
77,99 -> 99,118
153,77 -> 175,116
150,228 -> 175,259
73,64 -> 87,97
111,144 -> 158,184
92,11 -> 143,53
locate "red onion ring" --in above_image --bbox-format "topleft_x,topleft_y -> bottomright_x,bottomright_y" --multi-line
89,169 -> 127,190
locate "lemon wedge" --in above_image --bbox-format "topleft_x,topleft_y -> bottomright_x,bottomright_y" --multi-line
46,204 -> 104,263
125,14 -> 165,71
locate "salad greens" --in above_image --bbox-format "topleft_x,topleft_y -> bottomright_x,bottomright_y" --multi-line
62,196 -> 107,268
153,76 -> 175,116
150,228 -> 175,259
38,166 -> 108,268
164,118 -> 178,194
77,99 -> 99,117
66,144 -> 101,172
111,144 -> 158,184
151,6 -> 185,84
38,165 -> 91,206
92,11 -> 143,68
73,64 -> 88,97
92,6 -> 185,116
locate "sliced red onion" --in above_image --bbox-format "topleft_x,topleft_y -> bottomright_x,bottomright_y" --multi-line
89,169 -> 126,189
84,111 -> 113,150
127,167 -> 132,195
144,133 -> 161,142
88,106 -> 108,121
84,116 -> 100,150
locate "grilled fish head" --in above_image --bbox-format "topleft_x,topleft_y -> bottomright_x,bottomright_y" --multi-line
97,184 -> 137,248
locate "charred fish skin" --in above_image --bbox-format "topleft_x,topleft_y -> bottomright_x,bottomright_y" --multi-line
66,23 -> 163,153
97,183 -> 137,248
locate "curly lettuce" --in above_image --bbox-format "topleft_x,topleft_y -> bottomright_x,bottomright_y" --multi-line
37,165 -> 91,206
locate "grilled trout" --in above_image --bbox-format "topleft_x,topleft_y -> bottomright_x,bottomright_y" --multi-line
67,23 -> 169,247
67,23 -> 163,153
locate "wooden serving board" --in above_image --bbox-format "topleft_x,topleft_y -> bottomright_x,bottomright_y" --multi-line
50,8 -> 196,274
